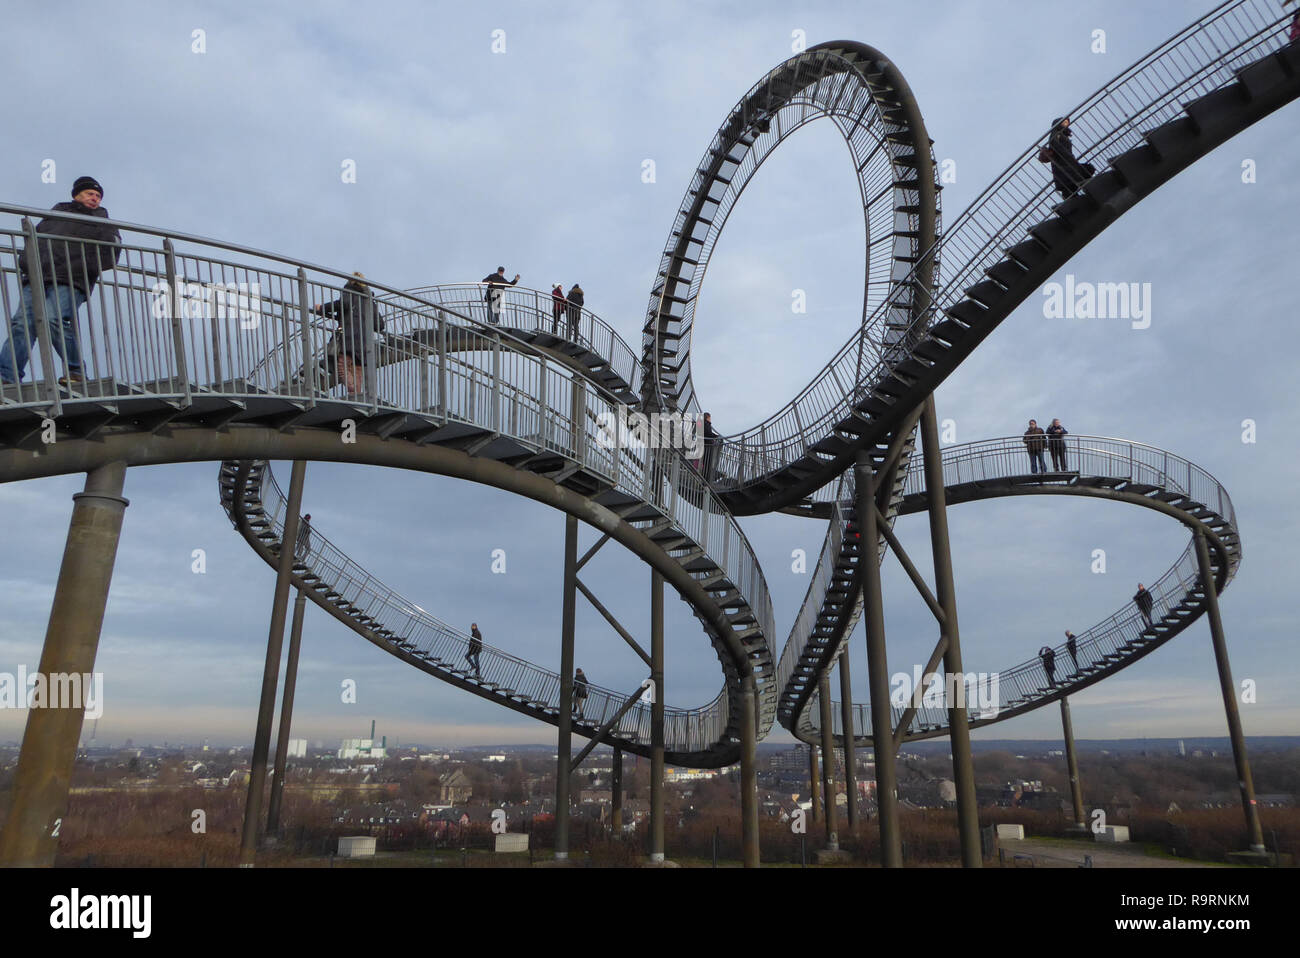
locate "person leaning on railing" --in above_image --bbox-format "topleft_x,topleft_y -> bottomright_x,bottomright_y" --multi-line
312,272 -> 382,401
0,176 -> 121,388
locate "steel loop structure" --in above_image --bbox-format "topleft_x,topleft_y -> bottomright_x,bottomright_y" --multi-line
0,0 -> 1296,867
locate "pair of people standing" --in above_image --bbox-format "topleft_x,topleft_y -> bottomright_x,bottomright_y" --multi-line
0,176 -> 122,388
550,283 -> 584,337
1022,418 -> 1069,473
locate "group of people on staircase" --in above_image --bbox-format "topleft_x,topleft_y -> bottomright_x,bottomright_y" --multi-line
1038,584 -> 1158,688
478,266 -> 586,341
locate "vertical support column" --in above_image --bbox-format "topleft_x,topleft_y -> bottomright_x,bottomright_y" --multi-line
1193,528 -> 1265,852
818,675 -> 838,850
839,652 -> 859,829
0,461 -> 128,867
267,589 -> 307,836
1060,696 -> 1086,831
610,747 -> 623,834
239,459 -> 306,867
808,745 -> 822,824
857,448 -> 901,867
649,568 -> 665,863
740,675 -> 759,868
554,514 -> 578,861
919,397 -> 981,868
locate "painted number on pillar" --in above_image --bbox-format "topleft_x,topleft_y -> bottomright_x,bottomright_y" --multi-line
51,818 -> 62,838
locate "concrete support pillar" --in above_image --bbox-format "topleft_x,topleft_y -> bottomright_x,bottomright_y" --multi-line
919,398 -> 981,867
1060,697 -> 1086,830
740,675 -> 759,868
554,514 -> 578,860
240,459 -> 306,867
839,653 -> 859,829
267,589 -> 307,836
818,675 -> 838,850
1193,528 -> 1265,852
649,568 -> 665,863
0,461 -> 128,867
857,448 -> 901,867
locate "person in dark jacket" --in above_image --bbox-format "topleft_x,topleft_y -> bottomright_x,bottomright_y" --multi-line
1046,117 -> 1095,200
572,667 -> 589,719
1039,646 -> 1057,688
550,283 -> 567,334
1133,584 -> 1155,628
701,412 -> 722,482
1,177 -> 121,387
565,283 -> 584,339
1023,419 -> 1047,474
295,513 -> 313,560
481,267 -> 519,324
1064,629 -> 1079,674
1046,418 -> 1069,471
313,272 -> 382,400
467,623 -> 484,677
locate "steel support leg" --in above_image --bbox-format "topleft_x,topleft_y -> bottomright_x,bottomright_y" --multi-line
554,514 -> 578,861
240,459 -> 306,867
268,589 -> 307,836
857,448 -> 901,867
808,745 -> 822,824
919,398 -> 981,868
1060,697 -> 1086,830
611,747 -> 623,833
818,675 -> 838,850
649,568 -> 665,863
839,653 -> 858,829
0,461 -> 128,867
1193,528 -> 1265,852
741,675 -> 759,868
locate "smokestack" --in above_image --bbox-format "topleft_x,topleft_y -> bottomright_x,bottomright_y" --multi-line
370,719 -> 375,741
382,736 -> 387,749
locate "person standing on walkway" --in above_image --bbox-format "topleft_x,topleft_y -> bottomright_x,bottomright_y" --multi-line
1,176 -> 122,388
1046,418 -> 1069,471
702,412 -> 721,482
565,283 -> 584,339
551,283 -> 567,334
1023,419 -> 1047,474
295,513 -> 313,560
1044,117 -> 1095,200
1039,646 -> 1056,688
1064,630 -> 1079,673
314,272 -> 380,401
572,667 -> 589,719
481,267 -> 519,325
1133,584 -> 1155,629
467,623 -> 484,677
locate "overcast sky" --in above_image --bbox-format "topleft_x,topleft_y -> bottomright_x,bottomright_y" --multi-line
1,0 -> 1296,753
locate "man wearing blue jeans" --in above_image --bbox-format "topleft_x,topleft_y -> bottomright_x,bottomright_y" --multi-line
0,176 -> 121,387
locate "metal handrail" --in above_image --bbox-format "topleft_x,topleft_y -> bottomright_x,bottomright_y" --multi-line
0,206 -> 776,752
707,0 -> 1292,492
798,433 -> 1241,741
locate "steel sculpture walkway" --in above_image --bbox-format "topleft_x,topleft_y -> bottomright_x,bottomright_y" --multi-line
0,0 -> 1294,825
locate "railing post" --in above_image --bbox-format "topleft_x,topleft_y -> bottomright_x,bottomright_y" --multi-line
492,332 -> 502,434
161,239 -> 192,406
364,288 -> 378,415
20,218 -> 62,416
437,313 -> 449,420
297,269 -> 316,403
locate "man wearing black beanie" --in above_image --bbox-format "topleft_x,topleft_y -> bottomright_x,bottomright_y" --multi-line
0,176 -> 121,388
